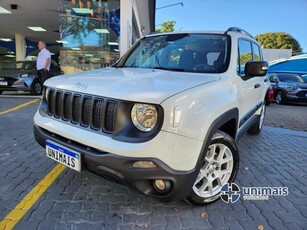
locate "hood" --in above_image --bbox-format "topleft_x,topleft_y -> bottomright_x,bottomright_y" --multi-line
45,67 -> 220,104
0,69 -> 35,78
279,82 -> 307,89
297,83 -> 307,89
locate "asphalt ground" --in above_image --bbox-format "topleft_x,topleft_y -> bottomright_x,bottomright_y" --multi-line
264,104 -> 307,132
0,96 -> 306,230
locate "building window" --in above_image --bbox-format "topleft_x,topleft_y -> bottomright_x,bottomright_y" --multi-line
58,0 -> 120,73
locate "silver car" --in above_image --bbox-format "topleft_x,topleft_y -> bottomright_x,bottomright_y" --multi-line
0,60 -> 63,95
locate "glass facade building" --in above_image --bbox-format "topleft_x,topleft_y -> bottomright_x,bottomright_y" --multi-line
58,0 -> 120,73
0,0 -> 155,73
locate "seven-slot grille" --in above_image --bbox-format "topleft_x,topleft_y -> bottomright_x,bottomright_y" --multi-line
47,88 -> 117,133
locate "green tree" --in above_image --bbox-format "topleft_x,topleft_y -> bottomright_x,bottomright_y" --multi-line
255,32 -> 302,55
155,20 -> 176,32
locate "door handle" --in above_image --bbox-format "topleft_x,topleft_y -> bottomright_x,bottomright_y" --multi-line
254,83 -> 261,89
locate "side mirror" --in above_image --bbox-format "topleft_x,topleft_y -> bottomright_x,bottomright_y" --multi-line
245,61 -> 268,79
269,77 -> 278,83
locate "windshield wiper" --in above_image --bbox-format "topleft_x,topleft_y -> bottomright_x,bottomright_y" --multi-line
153,66 -> 185,72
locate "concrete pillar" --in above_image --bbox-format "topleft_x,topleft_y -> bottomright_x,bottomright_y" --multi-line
15,33 -> 26,61
120,0 -> 133,56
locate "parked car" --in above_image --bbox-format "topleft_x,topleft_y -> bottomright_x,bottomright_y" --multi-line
0,60 -> 63,95
268,55 -> 307,104
269,55 -> 307,74
34,27 -> 271,205
268,72 -> 307,104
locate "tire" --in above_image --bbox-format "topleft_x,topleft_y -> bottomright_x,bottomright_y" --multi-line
275,91 -> 284,104
31,80 -> 42,95
185,131 -> 239,205
247,102 -> 266,135
0,90 -> 3,95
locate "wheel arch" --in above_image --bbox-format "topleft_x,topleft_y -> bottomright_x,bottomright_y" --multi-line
185,109 -> 240,204
179,108 -> 240,199
195,108 -> 239,175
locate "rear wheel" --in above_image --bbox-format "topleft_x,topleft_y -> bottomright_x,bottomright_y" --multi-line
31,80 -> 42,95
0,90 -> 3,95
186,131 -> 239,205
247,102 -> 266,135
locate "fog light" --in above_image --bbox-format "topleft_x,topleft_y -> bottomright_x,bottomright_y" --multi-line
133,161 -> 157,168
154,180 -> 166,191
153,179 -> 171,193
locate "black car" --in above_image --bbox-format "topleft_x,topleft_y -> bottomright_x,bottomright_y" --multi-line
268,72 -> 307,104
0,60 -> 63,95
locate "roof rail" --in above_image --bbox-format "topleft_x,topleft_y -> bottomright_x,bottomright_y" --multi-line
225,27 -> 254,38
149,31 -> 161,35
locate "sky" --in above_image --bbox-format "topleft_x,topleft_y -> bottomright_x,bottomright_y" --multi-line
155,0 -> 307,53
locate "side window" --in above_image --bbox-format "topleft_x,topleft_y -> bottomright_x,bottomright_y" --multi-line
252,43 -> 261,61
237,39 -> 252,75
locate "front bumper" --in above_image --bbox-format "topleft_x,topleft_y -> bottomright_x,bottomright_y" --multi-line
0,79 -> 33,92
34,124 -> 200,201
0,86 -> 31,91
286,90 -> 307,103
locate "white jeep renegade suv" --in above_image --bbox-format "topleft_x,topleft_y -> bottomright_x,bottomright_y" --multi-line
34,27 -> 271,205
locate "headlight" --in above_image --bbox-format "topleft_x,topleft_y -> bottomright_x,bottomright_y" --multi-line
131,103 -> 158,132
286,86 -> 298,91
19,74 -> 29,78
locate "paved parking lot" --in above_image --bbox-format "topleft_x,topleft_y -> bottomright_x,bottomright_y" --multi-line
0,97 -> 306,230
265,104 -> 307,132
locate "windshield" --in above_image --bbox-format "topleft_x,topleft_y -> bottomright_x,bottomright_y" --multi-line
2,61 -> 36,70
277,73 -> 307,83
117,33 -> 230,74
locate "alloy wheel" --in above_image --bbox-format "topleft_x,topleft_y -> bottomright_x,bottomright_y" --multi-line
34,82 -> 42,95
275,92 -> 282,104
192,143 -> 234,199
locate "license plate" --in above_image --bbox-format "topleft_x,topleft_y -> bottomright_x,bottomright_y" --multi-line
0,81 -> 7,86
46,140 -> 81,172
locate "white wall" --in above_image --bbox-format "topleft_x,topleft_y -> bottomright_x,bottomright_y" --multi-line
120,0 -> 133,56
263,49 -> 292,62
119,0 -> 152,56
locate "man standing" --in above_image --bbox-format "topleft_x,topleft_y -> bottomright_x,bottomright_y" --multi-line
36,41 -> 51,85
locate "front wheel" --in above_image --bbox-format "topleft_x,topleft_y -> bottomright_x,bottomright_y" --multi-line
275,91 -> 284,104
0,90 -> 3,95
247,102 -> 266,135
185,131 -> 239,205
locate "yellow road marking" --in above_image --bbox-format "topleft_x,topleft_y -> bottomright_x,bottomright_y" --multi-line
0,99 -> 40,115
0,164 -> 66,230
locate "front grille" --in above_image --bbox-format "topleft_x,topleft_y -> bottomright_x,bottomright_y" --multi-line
71,95 -> 82,123
297,90 -> 307,97
46,88 -> 118,134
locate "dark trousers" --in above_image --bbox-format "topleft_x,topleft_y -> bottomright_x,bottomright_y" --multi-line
37,69 -> 49,85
